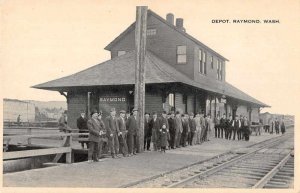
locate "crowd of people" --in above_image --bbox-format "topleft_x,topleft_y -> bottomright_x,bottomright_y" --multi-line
71,107 -> 266,162
264,117 -> 286,135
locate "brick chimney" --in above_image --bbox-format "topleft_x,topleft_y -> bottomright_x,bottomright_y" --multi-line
166,13 -> 174,25
176,18 -> 186,32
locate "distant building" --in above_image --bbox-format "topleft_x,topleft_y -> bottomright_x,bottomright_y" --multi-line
33,9 -> 269,129
260,112 -> 294,125
3,98 -> 35,122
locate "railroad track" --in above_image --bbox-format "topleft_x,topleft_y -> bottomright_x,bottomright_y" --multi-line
129,128 -> 294,188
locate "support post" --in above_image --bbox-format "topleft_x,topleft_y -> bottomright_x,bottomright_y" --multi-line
214,96 -> 217,118
134,6 -> 147,153
87,92 -> 91,119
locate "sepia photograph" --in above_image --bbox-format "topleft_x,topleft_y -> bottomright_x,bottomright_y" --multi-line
1,0 -> 299,192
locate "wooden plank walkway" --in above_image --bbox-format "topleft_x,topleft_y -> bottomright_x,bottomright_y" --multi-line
3,132 -> 278,187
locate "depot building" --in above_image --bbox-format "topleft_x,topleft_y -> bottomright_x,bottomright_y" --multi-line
33,10 -> 269,129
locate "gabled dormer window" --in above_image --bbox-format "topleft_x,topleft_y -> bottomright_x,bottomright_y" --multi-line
177,45 -> 187,64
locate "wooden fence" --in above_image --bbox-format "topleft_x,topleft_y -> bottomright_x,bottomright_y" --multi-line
3,126 -> 89,164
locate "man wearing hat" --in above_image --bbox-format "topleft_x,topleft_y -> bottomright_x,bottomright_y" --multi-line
168,112 -> 175,149
105,108 -> 120,158
87,110 -> 101,162
117,110 -> 129,157
159,111 -> 169,149
188,112 -> 196,145
127,108 -> 138,155
174,111 -> 183,148
77,111 -> 88,149
150,112 -> 160,151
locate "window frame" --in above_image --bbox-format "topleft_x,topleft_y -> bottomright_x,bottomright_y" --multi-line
117,50 -> 126,56
211,55 -> 214,69
198,49 -> 203,73
176,45 -> 187,64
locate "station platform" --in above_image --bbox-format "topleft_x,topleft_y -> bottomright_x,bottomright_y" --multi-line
3,132 -> 283,187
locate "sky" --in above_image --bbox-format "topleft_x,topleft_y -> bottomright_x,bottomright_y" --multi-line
1,0 -> 300,115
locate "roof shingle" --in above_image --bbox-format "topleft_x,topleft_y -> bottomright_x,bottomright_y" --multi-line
33,51 -> 268,107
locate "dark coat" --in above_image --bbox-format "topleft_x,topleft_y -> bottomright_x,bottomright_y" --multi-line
160,128 -> 168,147
281,122 -> 286,133
127,115 -> 138,135
144,117 -> 152,137
220,117 -> 227,128
117,117 -> 127,137
174,116 -> 183,133
168,117 -> 175,134
188,118 -> 196,132
105,115 -> 119,137
77,116 -> 87,131
275,120 -> 280,129
87,118 -> 101,142
150,117 -> 160,142
182,119 -> 190,134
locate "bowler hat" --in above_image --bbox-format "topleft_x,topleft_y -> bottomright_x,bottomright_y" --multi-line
132,108 -> 138,112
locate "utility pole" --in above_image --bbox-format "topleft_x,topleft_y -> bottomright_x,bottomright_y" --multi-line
134,6 -> 147,153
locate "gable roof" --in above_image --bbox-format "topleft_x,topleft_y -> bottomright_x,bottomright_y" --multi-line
33,51 -> 268,107
105,9 -> 229,61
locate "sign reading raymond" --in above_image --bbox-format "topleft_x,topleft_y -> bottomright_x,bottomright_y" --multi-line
99,97 -> 126,103
99,95 -> 128,117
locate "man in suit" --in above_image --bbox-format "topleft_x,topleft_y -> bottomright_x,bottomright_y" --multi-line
232,115 -> 241,140
220,113 -> 227,139
77,111 -> 88,149
144,112 -> 152,151
150,112 -> 160,151
168,112 -> 176,149
226,115 -> 233,140
174,111 -> 183,148
127,108 -> 138,156
97,111 -> 106,159
117,110 -> 129,157
199,112 -> 206,143
159,111 -> 169,149
238,115 -> 244,140
188,113 -> 196,145
105,108 -> 120,158
181,114 -> 190,147
87,110 -> 102,162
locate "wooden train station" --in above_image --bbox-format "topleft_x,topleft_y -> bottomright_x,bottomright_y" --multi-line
33,9 -> 269,130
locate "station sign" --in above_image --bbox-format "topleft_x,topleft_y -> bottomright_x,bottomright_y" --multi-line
99,97 -> 126,103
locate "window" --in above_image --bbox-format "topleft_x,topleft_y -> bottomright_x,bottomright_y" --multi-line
168,93 -> 174,107
177,45 -> 187,64
147,28 -> 157,36
199,49 -> 202,73
211,56 -> 213,69
203,51 -> 207,74
217,59 -> 222,80
198,49 -> 206,74
220,61 -> 223,80
117,51 -> 126,56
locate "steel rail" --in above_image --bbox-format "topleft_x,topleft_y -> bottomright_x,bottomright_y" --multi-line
252,151 -> 293,188
167,133 -> 293,188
